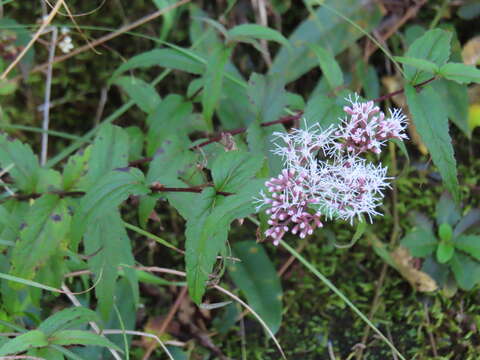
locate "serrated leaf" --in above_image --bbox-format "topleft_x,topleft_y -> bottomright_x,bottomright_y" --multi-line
0,133 -> 40,192
269,0 -> 381,82
211,151 -> 263,193
454,235 -> 480,261
450,252 -> 480,290
432,79 -> 469,137
187,180 -> 264,303
228,24 -> 289,47
38,307 -> 100,336
405,85 -> 459,201
10,194 -> 71,282
436,191 -> 461,226
49,330 -> 122,351
63,146 -> 91,190
404,29 -> 452,83
310,45 -> 343,89
247,73 -> 287,124
438,62 -> 480,84
436,240 -> 455,263
400,228 -> 438,257
84,210 -> 138,319
228,241 -> 282,333
146,95 -> 193,156
394,56 -> 439,73
114,76 -> 161,113
112,48 -> 204,77
0,330 -> 48,356
85,124 -> 129,188
71,168 -> 149,248
202,45 -> 232,131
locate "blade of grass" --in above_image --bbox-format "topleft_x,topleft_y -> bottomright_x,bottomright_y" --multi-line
280,239 -> 406,360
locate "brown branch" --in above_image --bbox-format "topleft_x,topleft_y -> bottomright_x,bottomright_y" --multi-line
372,76 -> 436,103
6,182 -> 232,202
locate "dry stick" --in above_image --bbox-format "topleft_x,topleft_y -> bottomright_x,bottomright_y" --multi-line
61,283 -> 123,360
0,0 -> 64,79
41,26 -> 58,165
142,286 -> 188,360
15,0 -> 192,80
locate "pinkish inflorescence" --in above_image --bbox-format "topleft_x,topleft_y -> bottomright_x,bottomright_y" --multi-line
257,93 -> 408,245
262,169 -> 323,245
335,95 -> 408,155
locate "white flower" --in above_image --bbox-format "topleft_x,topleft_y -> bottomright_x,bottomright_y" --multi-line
58,36 -> 74,53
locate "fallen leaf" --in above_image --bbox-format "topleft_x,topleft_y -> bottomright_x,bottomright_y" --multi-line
391,246 -> 438,292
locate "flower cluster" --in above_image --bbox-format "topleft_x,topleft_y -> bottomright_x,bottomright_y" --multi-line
58,27 -> 74,54
335,94 -> 408,155
256,94 -> 408,245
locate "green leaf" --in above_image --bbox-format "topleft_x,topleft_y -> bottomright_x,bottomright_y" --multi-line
432,79 -> 469,137
10,194 -> 71,282
153,0 -> 177,40
0,133 -> 40,192
404,29 -> 452,83
38,307 -> 100,336
62,146 -> 91,190
125,126 -> 144,161
454,235 -> 480,261
450,252 -> 480,290
113,76 -> 161,113
211,151 -> 263,193
405,85 -> 459,201
202,45 -> 232,131
438,62 -> 480,84
436,240 -> 455,263
247,73 -> 287,124
304,93 -> 344,129
401,228 -> 438,257
85,124 -> 129,188
186,180 -> 264,303
49,330 -> 122,352
228,24 -> 289,47
0,330 -> 48,356
84,210 -> 138,319
71,168 -> 149,248
146,95 -> 193,156
394,56 -> 439,74
310,45 -> 343,89
454,209 -> 480,236
436,191 -> 461,226
228,241 -> 282,333
269,0 -> 381,82
112,48 -> 204,77
438,223 -> 453,242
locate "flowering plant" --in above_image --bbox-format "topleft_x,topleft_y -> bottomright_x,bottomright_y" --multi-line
257,95 -> 409,245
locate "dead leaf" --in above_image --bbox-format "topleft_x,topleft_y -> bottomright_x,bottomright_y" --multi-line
391,246 -> 438,292
462,36 -> 480,66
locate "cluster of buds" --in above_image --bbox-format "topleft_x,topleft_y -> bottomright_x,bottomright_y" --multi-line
262,169 -> 323,245
257,94 -> 408,245
335,95 -> 408,155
